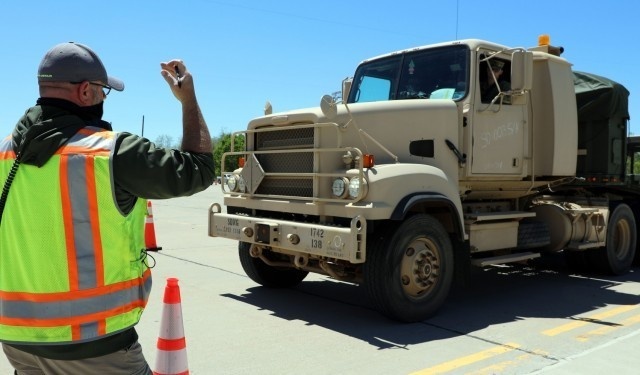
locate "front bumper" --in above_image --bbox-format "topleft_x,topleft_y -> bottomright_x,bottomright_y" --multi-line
208,203 -> 367,263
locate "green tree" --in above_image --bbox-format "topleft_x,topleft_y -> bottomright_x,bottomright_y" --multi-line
154,134 -> 175,148
633,157 -> 640,174
214,132 -> 246,177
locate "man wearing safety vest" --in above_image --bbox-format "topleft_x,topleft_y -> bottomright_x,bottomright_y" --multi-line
0,42 -> 215,374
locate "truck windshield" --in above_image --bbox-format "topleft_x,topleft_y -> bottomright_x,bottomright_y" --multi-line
348,45 -> 469,103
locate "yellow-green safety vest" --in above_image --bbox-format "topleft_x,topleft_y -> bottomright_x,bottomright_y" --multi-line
0,126 -> 151,344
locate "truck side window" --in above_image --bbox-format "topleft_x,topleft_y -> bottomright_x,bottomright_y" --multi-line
480,58 -> 511,104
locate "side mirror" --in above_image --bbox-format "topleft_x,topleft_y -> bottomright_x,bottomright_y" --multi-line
342,77 -> 353,102
510,51 -> 533,92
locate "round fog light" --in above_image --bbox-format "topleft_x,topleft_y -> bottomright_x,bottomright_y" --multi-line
226,175 -> 238,191
332,177 -> 349,198
238,175 -> 246,192
348,177 -> 367,199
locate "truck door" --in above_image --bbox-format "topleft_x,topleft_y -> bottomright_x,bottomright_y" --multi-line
471,56 -> 527,176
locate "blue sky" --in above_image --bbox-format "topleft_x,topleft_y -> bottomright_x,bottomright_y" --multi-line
1,0 -> 638,143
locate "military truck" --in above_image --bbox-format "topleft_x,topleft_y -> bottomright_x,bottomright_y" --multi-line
208,36 -> 636,322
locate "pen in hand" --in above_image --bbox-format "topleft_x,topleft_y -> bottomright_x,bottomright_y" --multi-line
174,66 -> 182,88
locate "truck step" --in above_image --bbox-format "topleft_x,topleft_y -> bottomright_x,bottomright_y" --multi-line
471,252 -> 541,267
566,241 -> 605,250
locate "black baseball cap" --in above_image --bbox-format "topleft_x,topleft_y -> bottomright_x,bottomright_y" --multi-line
37,42 -> 124,92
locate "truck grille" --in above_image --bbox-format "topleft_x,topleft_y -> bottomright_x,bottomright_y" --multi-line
255,178 -> 313,197
255,127 -> 314,197
256,127 -> 315,149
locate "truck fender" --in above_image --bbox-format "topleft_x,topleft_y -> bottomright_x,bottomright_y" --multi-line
390,192 -> 465,241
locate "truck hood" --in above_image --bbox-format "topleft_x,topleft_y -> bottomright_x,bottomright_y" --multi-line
248,99 -> 459,129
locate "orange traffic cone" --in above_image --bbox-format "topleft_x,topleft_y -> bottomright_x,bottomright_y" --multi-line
154,278 -> 189,375
145,200 -> 162,252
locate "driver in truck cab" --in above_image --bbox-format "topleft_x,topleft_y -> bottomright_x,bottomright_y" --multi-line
480,58 -> 511,103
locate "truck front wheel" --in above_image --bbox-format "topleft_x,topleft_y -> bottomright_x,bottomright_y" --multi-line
364,214 -> 454,322
238,242 -> 308,288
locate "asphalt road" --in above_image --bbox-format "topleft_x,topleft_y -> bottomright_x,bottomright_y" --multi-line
2,186 -> 640,374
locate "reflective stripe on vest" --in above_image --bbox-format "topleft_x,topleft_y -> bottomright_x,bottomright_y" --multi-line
0,271 -> 151,323
0,127 -> 150,344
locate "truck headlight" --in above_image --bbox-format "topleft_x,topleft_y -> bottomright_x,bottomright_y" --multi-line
226,175 -> 238,191
237,175 -> 246,192
332,177 -> 349,198
348,177 -> 367,199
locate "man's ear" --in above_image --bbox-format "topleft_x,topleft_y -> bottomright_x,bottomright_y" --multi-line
75,81 -> 93,105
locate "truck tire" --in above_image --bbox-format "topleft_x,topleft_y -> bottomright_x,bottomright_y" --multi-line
238,242 -> 308,288
364,214 -> 454,322
591,203 -> 637,275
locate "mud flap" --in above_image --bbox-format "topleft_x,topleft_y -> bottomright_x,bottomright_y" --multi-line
452,235 -> 471,287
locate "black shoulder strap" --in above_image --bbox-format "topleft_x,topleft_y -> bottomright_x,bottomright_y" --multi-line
0,152 -> 23,225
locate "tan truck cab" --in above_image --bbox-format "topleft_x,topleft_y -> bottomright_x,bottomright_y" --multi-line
209,36 -> 635,322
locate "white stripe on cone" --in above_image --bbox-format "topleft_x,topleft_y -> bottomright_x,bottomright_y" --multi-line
154,349 -> 189,375
159,304 -> 184,338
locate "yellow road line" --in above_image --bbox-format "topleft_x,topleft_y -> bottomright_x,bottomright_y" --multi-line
577,313 -> 640,342
542,304 -> 638,336
468,353 -> 531,375
470,349 -> 548,375
409,343 -> 520,375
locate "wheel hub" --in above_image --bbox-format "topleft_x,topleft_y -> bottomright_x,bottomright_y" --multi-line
401,239 -> 441,298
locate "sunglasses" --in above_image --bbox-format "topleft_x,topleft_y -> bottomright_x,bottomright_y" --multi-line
71,81 -> 112,96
